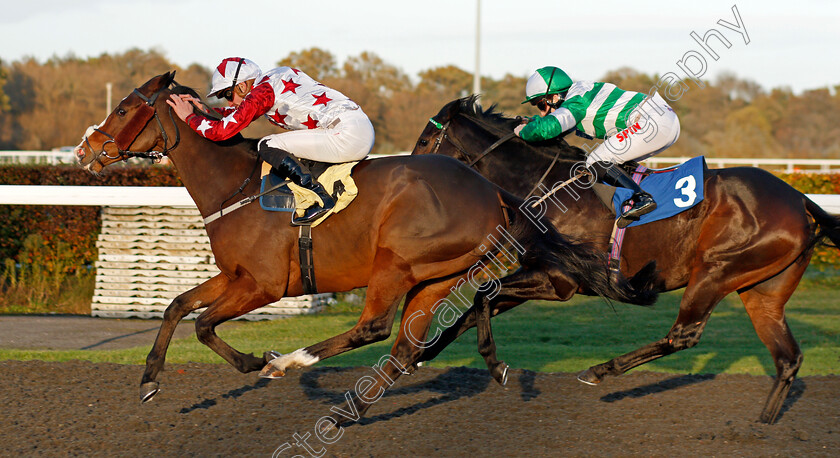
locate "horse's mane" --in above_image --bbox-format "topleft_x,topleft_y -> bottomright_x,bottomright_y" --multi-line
450,95 -> 588,162
454,95 -> 519,133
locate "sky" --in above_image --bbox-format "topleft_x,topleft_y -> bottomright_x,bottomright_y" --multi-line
1,0 -> 839,94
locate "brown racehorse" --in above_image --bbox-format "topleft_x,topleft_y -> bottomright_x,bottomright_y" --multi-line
74,73 -> 659,425
411,96 -> 840,424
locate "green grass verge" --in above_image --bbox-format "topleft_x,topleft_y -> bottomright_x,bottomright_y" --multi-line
2,270 -> 838,376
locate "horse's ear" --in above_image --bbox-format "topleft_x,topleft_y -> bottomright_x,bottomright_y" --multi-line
444,98 -> 462,121
164,71 -> 176,85
470,95 -> 482,114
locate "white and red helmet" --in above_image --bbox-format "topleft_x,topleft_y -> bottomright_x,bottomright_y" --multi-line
207,57 -> 262,98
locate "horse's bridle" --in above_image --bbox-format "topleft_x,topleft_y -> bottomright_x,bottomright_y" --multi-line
428,116 -> 515,168
427,115 -> 561,199
83,83 -> 181,168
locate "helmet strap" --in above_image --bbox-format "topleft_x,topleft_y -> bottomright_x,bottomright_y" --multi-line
544,67 -> 556,97
227,58 -> 244,95
546,92 -> 565,110
540,67 -> 560,110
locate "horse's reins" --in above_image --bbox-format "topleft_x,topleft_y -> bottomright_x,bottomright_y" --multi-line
429,116 -> 516,167
428,115 -> 562,200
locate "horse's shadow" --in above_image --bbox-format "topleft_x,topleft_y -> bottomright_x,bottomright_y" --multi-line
178,378 -> 272,414
178,363 -> 540,423
597,374 -> 806,422
298,366 -> 497,426
599,373 -> 717,403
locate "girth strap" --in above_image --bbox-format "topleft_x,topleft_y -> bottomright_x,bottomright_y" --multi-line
298,225 -> 317,294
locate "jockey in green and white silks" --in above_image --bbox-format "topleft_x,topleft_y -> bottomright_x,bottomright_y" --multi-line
514,66 -> 681,227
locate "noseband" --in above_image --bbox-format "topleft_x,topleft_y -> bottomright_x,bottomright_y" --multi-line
83,83 -> 181,167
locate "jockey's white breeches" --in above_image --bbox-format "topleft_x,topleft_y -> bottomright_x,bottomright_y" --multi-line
585,92 -> 681,167
262,108 -> 375,163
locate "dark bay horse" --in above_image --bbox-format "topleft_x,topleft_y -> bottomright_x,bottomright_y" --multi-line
74,73 -> 658,425
411,96 -> 840,424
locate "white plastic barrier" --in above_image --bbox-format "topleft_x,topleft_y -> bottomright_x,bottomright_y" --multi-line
4,185 -> 839,214
0,186 -> 332,320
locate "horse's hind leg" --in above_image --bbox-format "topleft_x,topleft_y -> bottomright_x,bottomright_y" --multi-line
260,262 -> 414,378
578,270 -> 729,385
327,276 -> 462,425
738,257 -> 808,424
140,274 -> 230,402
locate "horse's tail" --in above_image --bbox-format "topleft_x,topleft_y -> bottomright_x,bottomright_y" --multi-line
500,190 -> 660,306
805,197 -> 840,251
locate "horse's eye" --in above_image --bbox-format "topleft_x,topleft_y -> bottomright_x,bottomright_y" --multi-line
117,108 -> 127,116
418,139 -> 429,147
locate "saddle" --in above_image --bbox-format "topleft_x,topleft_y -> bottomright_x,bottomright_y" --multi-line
258,159 -> 361,296
259,159 -> 360,228
591,156 -> 707,226
603,156 -> 707,280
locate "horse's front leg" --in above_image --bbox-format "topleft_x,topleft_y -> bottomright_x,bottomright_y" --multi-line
140,274 -> 230,402
418,299 -> 523,363
421,284 -> 562,369
142,271 -> 275,403
577,273 -> 727,385
474,266 -> 576,385
192,271 -> 277,373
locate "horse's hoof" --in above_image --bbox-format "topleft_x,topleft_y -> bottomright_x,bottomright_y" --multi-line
140,381 -> 160,403
576,368 -> 601,386
492,362 -> 509,386
264,350 -> 282,363
759,407 -> 780,424
258,363 -> 286,379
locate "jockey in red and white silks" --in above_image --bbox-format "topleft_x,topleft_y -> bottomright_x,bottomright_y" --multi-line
178,59 -> 374,163
168,57 -> 375,225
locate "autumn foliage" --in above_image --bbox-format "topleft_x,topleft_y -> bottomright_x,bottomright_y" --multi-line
0,165 -> 181,267
3,48 -> 837,158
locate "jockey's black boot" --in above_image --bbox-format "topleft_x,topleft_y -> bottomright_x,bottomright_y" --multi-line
260,147 -> 335,226
604,165 -> 656,228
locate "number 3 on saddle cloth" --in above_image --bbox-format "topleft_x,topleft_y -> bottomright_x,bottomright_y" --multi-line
612,155 -> 707,228
607,156 -> 706,276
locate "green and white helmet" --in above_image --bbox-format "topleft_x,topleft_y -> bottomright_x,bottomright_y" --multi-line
522,66 -> 573,104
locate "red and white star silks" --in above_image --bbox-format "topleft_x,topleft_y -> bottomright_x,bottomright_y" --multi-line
187,67 -> 358,141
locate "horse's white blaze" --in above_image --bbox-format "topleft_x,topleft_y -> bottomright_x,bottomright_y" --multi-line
269,348 -> 319,371
78,120 -> 107,170
84,124 -> 99,139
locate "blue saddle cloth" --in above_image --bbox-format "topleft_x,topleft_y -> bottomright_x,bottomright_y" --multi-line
612,156 -> 706,228
259,172 -> 295,212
